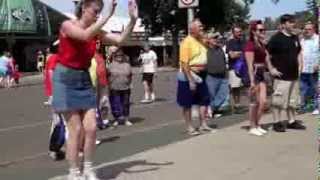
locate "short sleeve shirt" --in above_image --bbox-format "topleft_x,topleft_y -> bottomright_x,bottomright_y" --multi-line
180,36 -> 207,68
244,41 -> 267,64
141,50 -> 157,73
226,38 -> 245,69
267,32 -> 301,81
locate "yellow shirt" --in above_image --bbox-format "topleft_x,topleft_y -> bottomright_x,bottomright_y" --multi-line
179,35 -> 207,69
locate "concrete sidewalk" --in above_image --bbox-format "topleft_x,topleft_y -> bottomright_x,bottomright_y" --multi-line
51,113 -> 317,180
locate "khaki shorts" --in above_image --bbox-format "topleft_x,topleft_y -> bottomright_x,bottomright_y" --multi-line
228,70 -> 242,88
271,80 -> 299,109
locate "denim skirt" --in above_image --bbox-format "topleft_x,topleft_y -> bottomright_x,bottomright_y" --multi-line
52,64 -> 96,113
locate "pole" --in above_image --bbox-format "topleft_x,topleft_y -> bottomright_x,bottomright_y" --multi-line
187,8 -> 194,34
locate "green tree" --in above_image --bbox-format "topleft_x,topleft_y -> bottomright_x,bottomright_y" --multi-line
137,0 -> 254,65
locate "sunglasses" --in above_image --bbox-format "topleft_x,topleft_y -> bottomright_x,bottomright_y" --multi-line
257,28 -> 266,33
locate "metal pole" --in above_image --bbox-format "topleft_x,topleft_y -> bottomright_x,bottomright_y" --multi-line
188,8 -> 194,34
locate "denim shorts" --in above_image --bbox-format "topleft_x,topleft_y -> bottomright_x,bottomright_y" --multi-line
52,64 -> 96,113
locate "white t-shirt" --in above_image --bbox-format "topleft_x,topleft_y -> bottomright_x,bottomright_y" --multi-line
141,50 -> 157,73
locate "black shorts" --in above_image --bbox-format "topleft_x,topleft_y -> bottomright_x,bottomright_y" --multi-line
254,66 -> 266,84
142,73 -> 154,83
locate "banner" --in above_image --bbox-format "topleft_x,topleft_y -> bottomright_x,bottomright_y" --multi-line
0,0 -> 37,33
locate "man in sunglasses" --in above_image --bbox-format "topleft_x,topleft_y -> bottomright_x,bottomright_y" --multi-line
267,14 -> 306,132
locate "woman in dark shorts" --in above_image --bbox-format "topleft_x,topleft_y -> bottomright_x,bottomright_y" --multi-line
244,20 -> 277,136
52,0 -> 138,179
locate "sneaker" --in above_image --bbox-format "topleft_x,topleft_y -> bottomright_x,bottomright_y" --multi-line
43,101 -> 50,106
95,140 -> 101,145
140,99 -> 152,103
68,172 -> 85,180
151,93 -> 156,101
296,108 -> 306,114
84,169 -> 100,180
214,114 -> 223,119
287,121 -> 306,130
187,128 -> 200,136
199,125 -> 216,133
125,120 -> 133,126
248,128 -> 264,136
102,119 -> 110,125
48,151 -> 65,161
257,126 -> 267,134
112,121 -> 119,127
273,122 -> 286,132
48,151 -> 57,160
312,109 -> 320,115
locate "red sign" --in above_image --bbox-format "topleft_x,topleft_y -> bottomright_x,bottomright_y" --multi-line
178,0 -> 199,8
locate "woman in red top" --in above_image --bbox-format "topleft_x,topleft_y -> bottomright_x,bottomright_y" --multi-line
51,0 -> 138,179
244,20 -> 281,136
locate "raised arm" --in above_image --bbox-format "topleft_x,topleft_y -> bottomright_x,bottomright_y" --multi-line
101,0 -> 138,45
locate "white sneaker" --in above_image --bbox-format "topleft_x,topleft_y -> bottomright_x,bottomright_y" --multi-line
84,169 -> 100,180
214,114 -> 223,119
257,126 -> 268,134
125,120 -> 133,126
112,121 -> 119,127
199,125 -> 216,133
68,172 -> 85,180
95,140 -> 101,145
312,109 -> 320,115
102,119 -> 110,125
151,93 -> 156,101
248,128 -> 264,136
140,99 -> 152,103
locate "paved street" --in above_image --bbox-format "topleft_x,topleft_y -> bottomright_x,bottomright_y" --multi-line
0,69 -> 317,180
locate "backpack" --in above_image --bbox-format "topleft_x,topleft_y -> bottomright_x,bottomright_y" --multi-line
233,54 -> 250,86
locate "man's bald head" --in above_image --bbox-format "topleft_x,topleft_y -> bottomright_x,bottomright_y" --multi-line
189,18 -> 204,39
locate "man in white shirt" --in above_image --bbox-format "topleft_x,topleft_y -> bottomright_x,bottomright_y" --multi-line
300,22 -> 320,115
140,45 -> 157,103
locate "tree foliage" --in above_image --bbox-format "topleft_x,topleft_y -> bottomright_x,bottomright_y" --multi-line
137,0 -> 254,35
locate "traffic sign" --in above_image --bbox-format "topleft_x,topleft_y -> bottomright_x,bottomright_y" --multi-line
178,0 -> 199,8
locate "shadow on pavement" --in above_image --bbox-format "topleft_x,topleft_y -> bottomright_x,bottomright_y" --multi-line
99,136 -> 121,145
97,160 -> 174,179
129,117 -> 145,124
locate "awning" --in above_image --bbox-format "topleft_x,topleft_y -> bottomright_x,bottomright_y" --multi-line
0,0 -> 51,36
0,0 -> 37,33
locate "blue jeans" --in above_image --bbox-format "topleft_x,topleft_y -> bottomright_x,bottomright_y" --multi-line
206,74 -> 230,110
300,73 -> 318,110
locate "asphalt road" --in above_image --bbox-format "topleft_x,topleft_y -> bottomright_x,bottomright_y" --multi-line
0,71 -> 248,180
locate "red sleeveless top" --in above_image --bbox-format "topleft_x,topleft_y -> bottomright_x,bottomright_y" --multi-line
58,34 -> 97,70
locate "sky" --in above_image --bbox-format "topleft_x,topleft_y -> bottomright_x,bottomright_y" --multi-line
250,0 -> 307,20
41,0 -> 308,20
